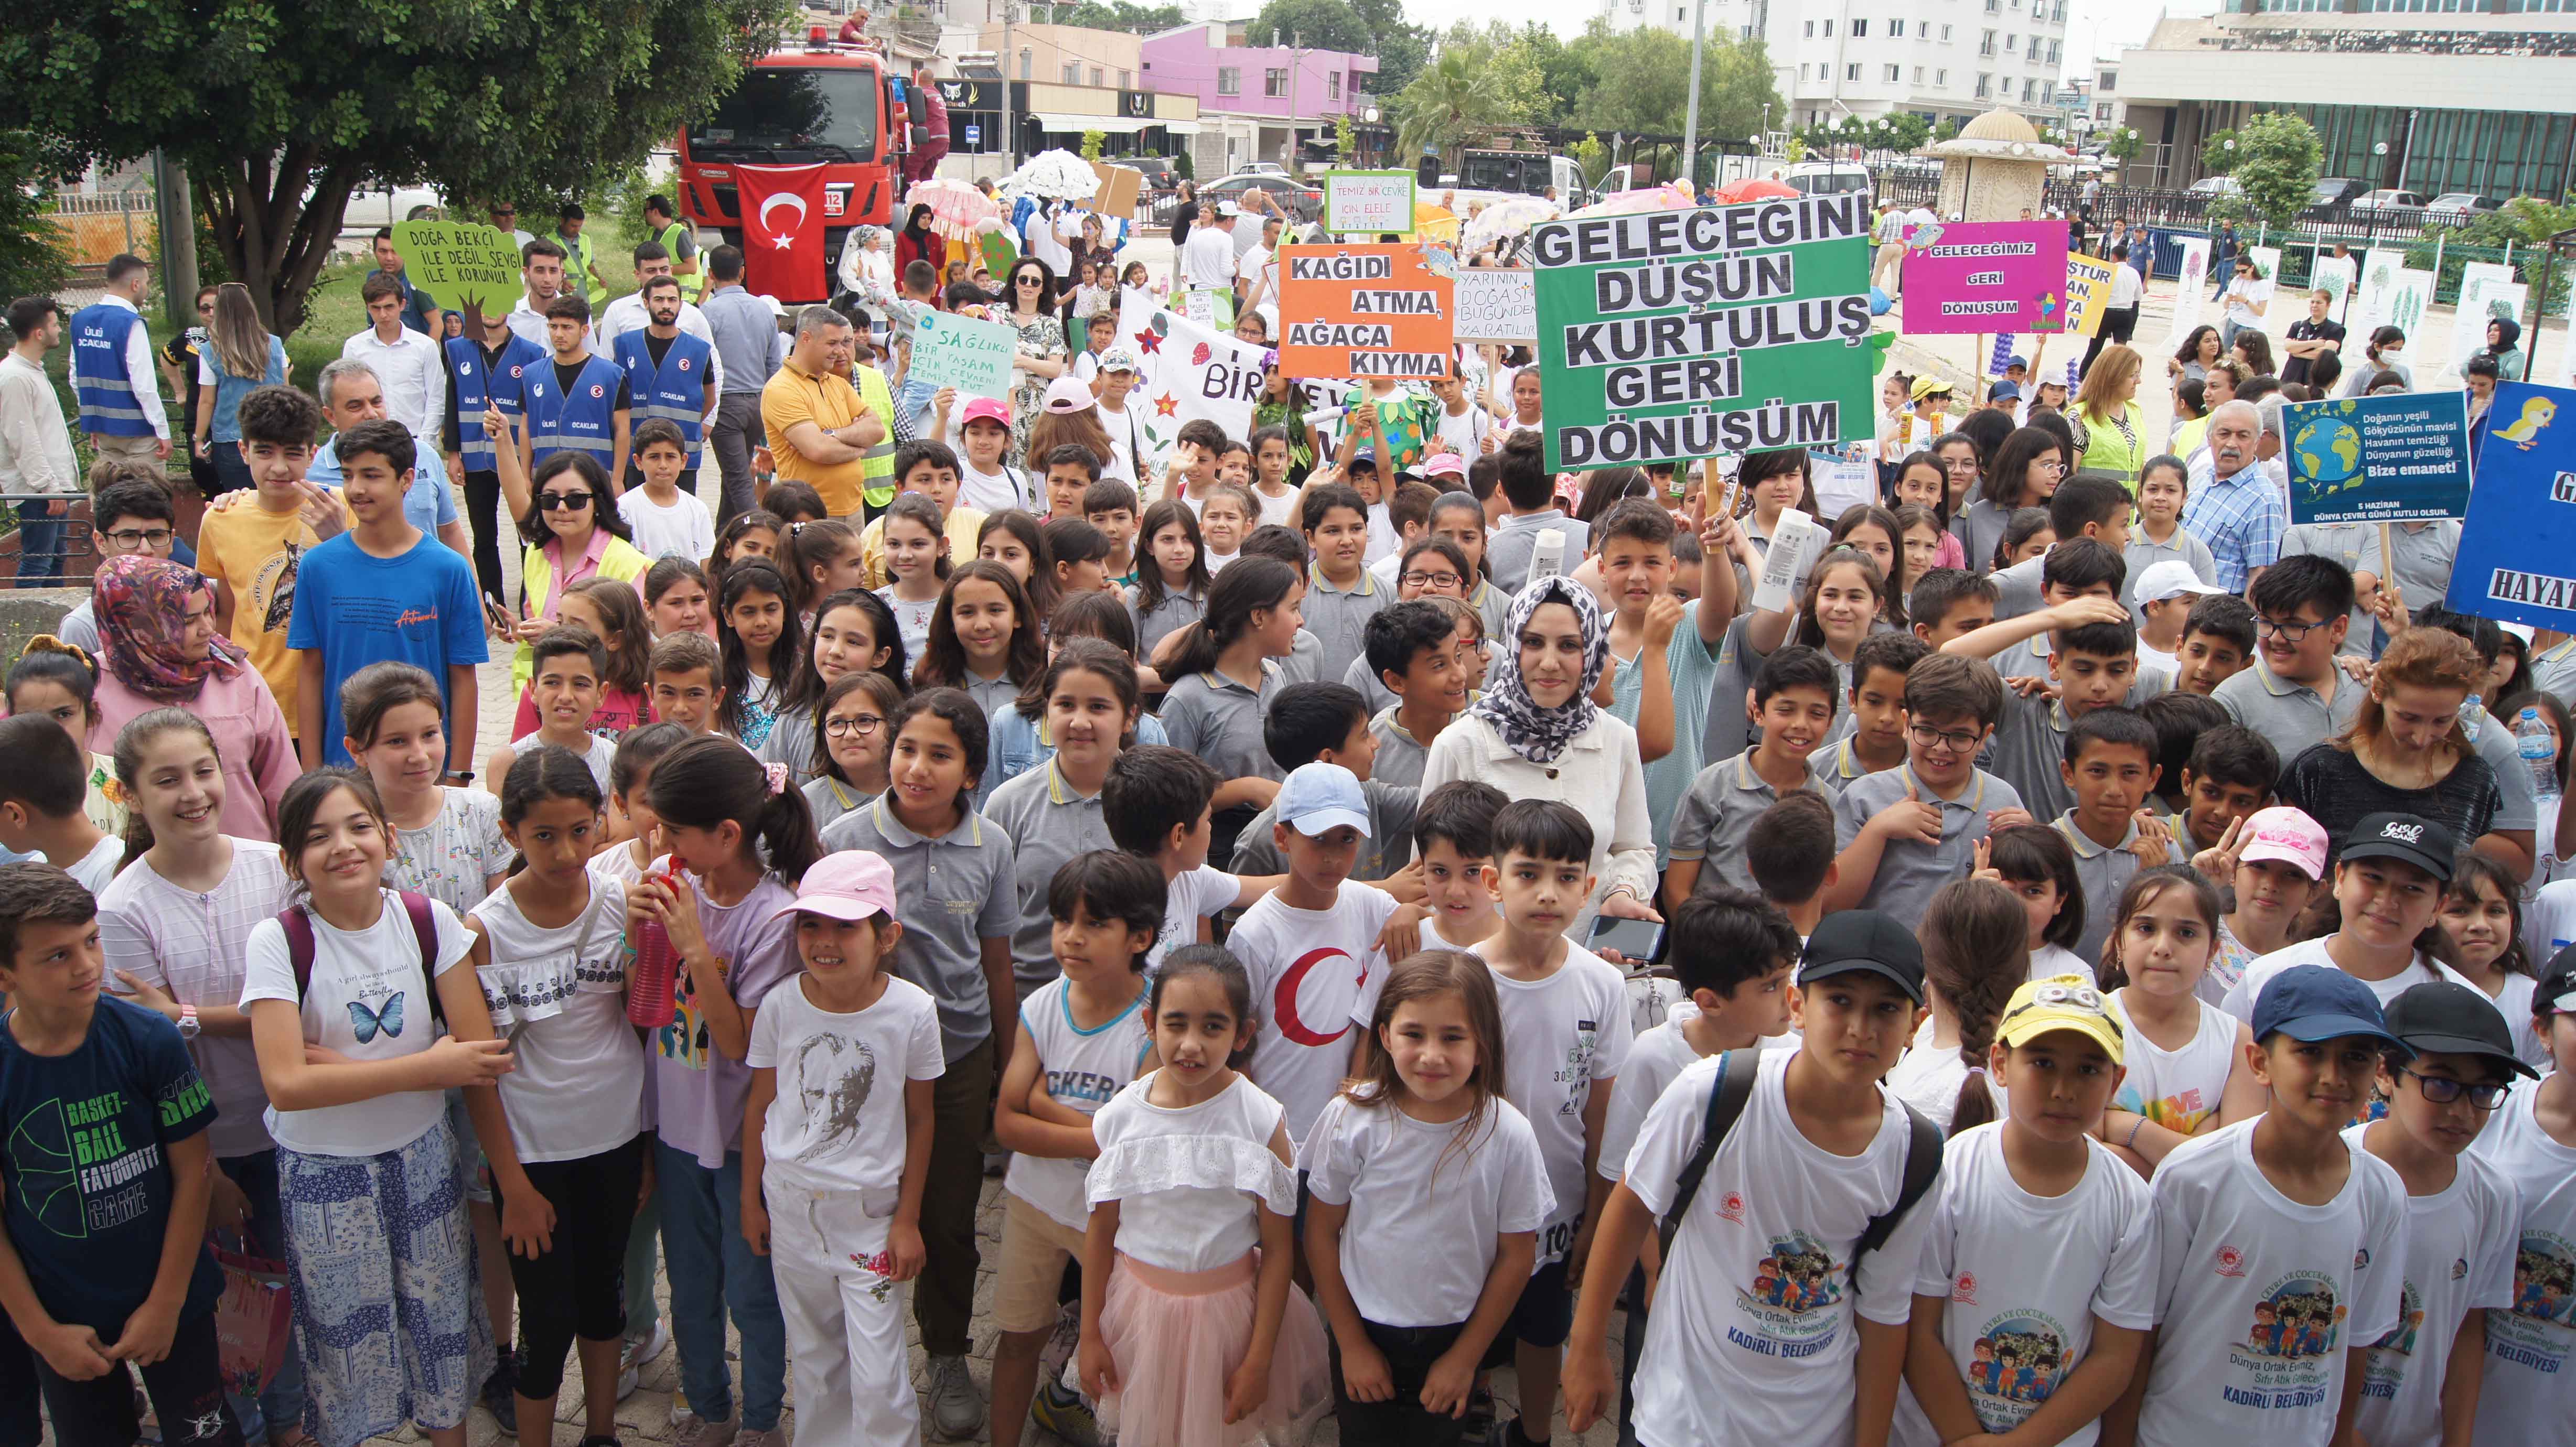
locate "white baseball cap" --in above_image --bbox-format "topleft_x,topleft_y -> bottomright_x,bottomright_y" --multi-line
2133,559 -> 2228,607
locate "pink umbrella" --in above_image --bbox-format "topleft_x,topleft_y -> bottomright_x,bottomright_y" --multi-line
904,178 -> 998,243
1714,177 -> 1801,204
1568,183 -> 1698,219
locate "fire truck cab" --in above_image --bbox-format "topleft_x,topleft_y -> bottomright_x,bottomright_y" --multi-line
675,27 -> 915,303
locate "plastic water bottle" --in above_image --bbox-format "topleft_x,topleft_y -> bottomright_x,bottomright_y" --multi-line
626,872 -> 682,1029
2519,707 -> 2561,805
1530,527 -> 1565,581
2460,694 -> 2484,744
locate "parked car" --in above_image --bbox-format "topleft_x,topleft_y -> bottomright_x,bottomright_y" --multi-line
1785,161 -> 1871,199
2186,175 -> 2243,198
1203,172 -> 1325,223
2305,177 -> 2367,212
2424,191 -> 2503,224
1237,161 -> 1289,177
1121,155 -> 1182,191
2351,189 -> 2428,220
338,183 -> 446,239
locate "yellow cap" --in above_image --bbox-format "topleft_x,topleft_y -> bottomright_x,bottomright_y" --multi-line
1909,375 -> 1956,403
1994,974 -> 2126,1063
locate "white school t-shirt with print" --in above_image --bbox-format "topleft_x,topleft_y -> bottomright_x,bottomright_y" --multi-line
1003,976 -> 1155,1229
1146,864 -> 1239,976
238,890 -> 477,1158
507,730 -> 615,793
468,876 -> 642,1163
2338,1121 -> 2517,1447
1598,1006 -> 1709,1187
1892,1124 -> 2159,1447
1618,1049 -> 1941,1447
389,786 -> 513,915
2110,990 -> 2245,1137
1298,1089 -> 1553,1327
1478,941 -> 1634,1262
1229,881 -> 1398,1146
2221,937 -> 2472,1023
744,973 -> 945,1196
2468,1076 -> 2576,1447
620,486 -> 716,563
2135,1120 -> 2408,1447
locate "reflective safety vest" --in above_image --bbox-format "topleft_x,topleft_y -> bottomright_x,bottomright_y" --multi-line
559,228 -> 599,300
69,303 -> 153,437
856,364 -> 897,509
655,221 -> 705,303
445,332 -> 548,473
612,328 -> 714,472
523,355 -> 625,474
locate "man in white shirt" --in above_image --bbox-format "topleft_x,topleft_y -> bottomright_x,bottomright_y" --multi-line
591,241 -> 725,415
0,297 -> 79,585
1237,213 -> 1283,315
505,237 -> 570,348
342,273 -> 446,465
1022,200 -> 1073,276
1231,188 -> 1278,258
1182,206 -> 1240,293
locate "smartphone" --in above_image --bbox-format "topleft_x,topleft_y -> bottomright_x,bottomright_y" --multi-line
1587,915 -> 1667,966
482,593 -> 517,630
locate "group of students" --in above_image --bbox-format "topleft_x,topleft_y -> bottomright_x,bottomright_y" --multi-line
5,267 -> 2576,1447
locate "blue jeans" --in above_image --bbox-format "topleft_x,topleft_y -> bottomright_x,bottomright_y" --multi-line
216,1150 -> 307,1444
654,1143 -> 785,1431
13,500 -> 65,588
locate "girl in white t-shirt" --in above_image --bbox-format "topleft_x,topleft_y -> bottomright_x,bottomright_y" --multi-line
1887,877 -> 2029,1131
1897,974 -> 2158,1447
1303,951 -> 1552,1443
2468,979 -> 2576,1446
2439,852 -> 2552,1070
1983,826 -> 2101,984
740,848 -> 944,1447
1078,946 -> 1331,1447
2096,867 -> 2264,1177
465,747 -> 645,1447
875,494 -> 950,673
241,770 -> 512,1447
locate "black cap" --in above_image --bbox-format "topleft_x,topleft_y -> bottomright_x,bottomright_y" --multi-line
2385,981 -> 2541,1078
2338,812 -> 2456,881
1798,910 -> 1926,1005
2540,947 -> 2576,1017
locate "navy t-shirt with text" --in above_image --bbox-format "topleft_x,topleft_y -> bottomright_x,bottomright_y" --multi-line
0,996 -> 221,1331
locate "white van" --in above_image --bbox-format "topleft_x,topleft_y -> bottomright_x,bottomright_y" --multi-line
1785,161 -> 1872,200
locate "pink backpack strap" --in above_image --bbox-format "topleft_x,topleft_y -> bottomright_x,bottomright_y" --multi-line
398,891 -> 449,1029
275,907 -> 316,999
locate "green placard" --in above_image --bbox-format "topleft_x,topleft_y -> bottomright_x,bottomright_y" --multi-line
1529,195 -> 1879,470
389,220 -> 525,315
1324,170 -> 1416,235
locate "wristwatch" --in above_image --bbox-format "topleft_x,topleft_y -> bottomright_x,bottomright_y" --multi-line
177,1004 -> 200,1041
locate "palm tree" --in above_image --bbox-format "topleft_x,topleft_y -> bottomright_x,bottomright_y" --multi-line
1391,48 -> 1510,174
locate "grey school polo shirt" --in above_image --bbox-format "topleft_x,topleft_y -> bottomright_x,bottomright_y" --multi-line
1991,690 -> 2079,825
1161,662 -> 1286,783
983,757 -> 1114,991
1369,708 -> 1434,790
1669,750 -> 1795,898
818,798 -> 1018,1061
1227,778 -> 1420,883
2055,811 -> 2173,966
1805,737 -> 1885,802
1303,566 -> 1391,689
2213,663 -> 2364,779
1833,763 -> 2023,928
1342,653 -> 1399,716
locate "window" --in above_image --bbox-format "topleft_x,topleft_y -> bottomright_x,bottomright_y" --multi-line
1823,18 -> 1834,34
1913,64 -> 1924,80
1981,28 -> 1995,52
1217,66 -> 1239,94
1883,63 -> 1899,79
1937,68 -> 1947,84
2097,69 -> 2116,91
2096,102 -> 2111,120
1852,18 -> 1867,35
2005,33 -> 2017,50
1804,19 -> 1814,35
1976,71 -> 1991,95
1847,62 -> 1861,79
1890,18 -> 1905,34
1678,6 -> 1687,17
1941,23 -> 1952,38
2023,78 -> 2037,100
1328,70 -> 1340,98
1118,69 -> 1131,87
1062,62 -> 1079,83
1091,67 -> 1104,85
1265,68 -> 1287,96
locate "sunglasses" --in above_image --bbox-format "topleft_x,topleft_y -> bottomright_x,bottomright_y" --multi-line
538,492 -> 595,511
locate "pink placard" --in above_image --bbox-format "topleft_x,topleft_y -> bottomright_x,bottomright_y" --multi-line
1897,221 -> 2073,334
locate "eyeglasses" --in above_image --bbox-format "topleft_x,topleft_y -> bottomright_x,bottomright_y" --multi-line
824,714 -> 886,739
2397,1068 -> 2508,1110
1401,570 -> 1463,590
195,303 -> 215,315
104,527 -> 174,549
538,492 -> 595,511
1907,721 -> 1983,754
2257,615 -> 2323,643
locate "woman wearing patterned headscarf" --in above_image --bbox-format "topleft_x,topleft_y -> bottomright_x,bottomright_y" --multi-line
85,554 -> 298,840
1418,574 -> 1660,939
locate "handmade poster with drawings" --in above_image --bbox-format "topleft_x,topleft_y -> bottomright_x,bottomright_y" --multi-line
2285,392 -> 2471,526
2447,262 -> 2521,382
1454,268 -> 1538,343
2445,382 -> 2576,630
1896,220 -> 2071,334
1276,243 -> 1456,381
2058,255 -> 2117,339
908,311 -> 1018,399
2165,235 -> 2213,345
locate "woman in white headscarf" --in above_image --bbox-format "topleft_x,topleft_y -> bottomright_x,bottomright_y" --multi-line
836,224 -> 898,310
1419,575 -> 1660,939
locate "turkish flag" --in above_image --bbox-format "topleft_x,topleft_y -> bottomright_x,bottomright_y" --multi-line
735,163 -> 828,301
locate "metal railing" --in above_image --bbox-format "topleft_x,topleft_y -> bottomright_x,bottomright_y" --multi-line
1867,170 -> 2463,247
0,494 -> 97,590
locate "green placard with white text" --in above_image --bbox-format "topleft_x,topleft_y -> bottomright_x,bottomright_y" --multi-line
389,220 -> 525,315
1529,195 -> 1878,470
1324,171 -> 1416,235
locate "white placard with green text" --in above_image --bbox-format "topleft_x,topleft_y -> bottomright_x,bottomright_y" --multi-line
1325,171 -> 1416,235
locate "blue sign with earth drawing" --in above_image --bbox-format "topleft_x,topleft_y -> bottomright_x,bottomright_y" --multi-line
2287,392 -> 2472,526
2447,382 -> 2576,630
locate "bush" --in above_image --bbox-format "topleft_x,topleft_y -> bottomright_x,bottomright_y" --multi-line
0,133 -> 73,304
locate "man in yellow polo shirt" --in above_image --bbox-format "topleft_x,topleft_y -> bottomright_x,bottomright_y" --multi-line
760,305 -> 889,520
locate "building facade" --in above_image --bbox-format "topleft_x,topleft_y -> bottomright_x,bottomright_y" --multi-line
2111,3 -> 2576,197
1140,21 -> 1377,179
1605,0 -> 2067,131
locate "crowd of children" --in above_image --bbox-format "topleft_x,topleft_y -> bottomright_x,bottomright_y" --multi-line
0,317 -> 2572,1447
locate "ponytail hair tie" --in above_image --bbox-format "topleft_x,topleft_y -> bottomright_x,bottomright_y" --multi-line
20,634 -> 92,673
1965,1065 -> 1989,1082
763,761 -> 790,797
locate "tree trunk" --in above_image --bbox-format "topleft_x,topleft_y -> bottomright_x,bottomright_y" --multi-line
198,145 -> 358,340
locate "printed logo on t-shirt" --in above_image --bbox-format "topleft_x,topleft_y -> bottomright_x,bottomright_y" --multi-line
790,1031 -> 875,1156
1273,946 -> 1369,1048
1952,1270 -> 1980,1306
2488,1232 -> 2576,1377
2115,1080 -> 2211,1135
1554,1017 -> 1604,1118
1966,1312 -> 2070,1431
2364,1280 -> 2425,1399
5,1074 -> 206,1238
2216,1244 -> 2249,1278
659,963 -> 717,1071
2218,1272 -> 2347,1412
1730,1230 -> 1846,1359
1717,1189 -> 1746,1225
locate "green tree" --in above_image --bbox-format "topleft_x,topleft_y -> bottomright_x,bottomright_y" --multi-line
1349,0 -> 1431,92
2209,112 -> 2321,232
2199,127 -> 2241,177
1866,113 -> 1932,155
1247,0 -> 1375,55
1052,1 -> 1187,30
2099,126 -> 2142,165
1565,19 -> 1776,143
1441,21 -> 1549,126
1389,47 -> 1511,170
1570,131 -> 1609,189
1081,129 -> 1107,163
0,133 -> 71,306
0,0 -> 793,335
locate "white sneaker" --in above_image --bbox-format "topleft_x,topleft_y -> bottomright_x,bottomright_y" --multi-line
617,1316 -> 669,1401
672,1411 -> 739,1447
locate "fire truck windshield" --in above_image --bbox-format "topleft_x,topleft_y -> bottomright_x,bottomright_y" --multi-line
686,67 -> 877,160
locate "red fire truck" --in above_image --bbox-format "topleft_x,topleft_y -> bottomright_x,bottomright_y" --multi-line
674,27 -> 916,303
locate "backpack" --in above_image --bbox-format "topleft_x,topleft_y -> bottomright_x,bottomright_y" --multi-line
278,891 -> 446,1030
1655,1048 -> 1944,1294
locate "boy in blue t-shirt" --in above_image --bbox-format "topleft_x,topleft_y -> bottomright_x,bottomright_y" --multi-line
0,862 -> 238,1446
287,418 -> 487,772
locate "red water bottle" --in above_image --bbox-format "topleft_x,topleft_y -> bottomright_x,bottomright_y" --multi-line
626,871 -> 682,1029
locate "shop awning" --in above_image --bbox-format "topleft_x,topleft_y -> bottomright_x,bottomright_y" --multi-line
1033,112 -> 1151,134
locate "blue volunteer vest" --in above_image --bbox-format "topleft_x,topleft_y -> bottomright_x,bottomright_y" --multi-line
611,328 -> 713,471
69,303 -> 152,437
445,333 -> 548,473
524,354 -> 625,473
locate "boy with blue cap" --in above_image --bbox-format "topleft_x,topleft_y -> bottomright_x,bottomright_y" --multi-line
2117,964 -> 2411,1446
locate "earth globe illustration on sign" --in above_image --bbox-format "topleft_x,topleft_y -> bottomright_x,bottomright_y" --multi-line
2294,411 -> 2365,502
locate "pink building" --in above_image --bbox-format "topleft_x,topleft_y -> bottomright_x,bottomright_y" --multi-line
1141,21 -> 1377,178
